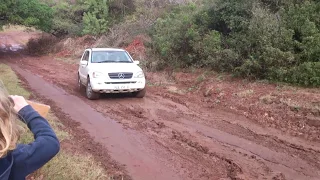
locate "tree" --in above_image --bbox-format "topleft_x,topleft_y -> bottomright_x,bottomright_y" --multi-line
82,0 -> 110,35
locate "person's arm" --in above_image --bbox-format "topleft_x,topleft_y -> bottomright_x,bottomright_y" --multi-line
11,98 -> 60,177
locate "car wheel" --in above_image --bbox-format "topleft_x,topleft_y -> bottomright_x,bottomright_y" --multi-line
133,88 -> 146,98
78,74 -> 85,92
86,78 -> 100,100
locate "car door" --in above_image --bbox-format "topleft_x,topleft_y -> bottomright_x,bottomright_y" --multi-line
79,50 -> 89,82
83,50 -> 91,80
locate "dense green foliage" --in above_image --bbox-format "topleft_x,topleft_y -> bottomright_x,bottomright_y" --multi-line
41,0 -> 109,36
0,0 -> 53,31
82,0 -> 110,35
44,0 -> 135,36
151,0 -> 320,87
47,1 -> 85,36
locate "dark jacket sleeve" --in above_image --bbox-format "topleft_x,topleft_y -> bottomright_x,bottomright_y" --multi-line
10,105 -> 60,178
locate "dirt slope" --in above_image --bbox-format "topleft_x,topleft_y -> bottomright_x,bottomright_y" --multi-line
1,32 -> 320,180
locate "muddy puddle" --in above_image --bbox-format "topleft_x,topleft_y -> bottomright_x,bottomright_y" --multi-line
0,44 -> 24,52
0,36 -> 24,52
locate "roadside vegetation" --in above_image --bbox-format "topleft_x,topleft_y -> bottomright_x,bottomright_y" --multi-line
150,0 -> 320,87
1,0 -> 319,86
0,64 -> 107,180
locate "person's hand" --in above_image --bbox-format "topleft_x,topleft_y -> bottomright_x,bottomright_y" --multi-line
9,95 -> 29,112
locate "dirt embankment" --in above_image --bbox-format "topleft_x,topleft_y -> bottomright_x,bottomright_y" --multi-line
1,31 -> 320,180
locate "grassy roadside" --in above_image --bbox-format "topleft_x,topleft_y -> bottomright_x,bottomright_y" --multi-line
0,63 -> 108,180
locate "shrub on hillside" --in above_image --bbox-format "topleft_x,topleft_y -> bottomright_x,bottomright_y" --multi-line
151,4 -> 201,68
26,35 -> 58,56
269,62 -> 320,87
45,0 -> 114,37
50,1 -> 84,37
82,0 -> 110,36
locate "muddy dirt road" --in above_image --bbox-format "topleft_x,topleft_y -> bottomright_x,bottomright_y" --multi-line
1,33 -> 320,180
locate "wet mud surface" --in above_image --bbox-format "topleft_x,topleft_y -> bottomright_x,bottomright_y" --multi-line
1,31 -> 320,180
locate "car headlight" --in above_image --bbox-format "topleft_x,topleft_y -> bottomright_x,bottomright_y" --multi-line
134,71 -> 145,78
92,72 -> 104,78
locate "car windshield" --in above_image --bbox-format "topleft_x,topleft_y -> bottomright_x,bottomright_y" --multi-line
91,51 -> 133,63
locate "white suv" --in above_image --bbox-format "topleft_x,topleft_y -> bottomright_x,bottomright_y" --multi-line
77,48 -> 146,100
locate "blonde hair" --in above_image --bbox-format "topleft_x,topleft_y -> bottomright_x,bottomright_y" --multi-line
0,82 -> 20,158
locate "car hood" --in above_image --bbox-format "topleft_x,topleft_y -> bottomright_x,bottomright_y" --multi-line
90,63 -> 142,73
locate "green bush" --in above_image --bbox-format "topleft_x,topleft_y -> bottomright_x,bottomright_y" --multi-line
151,4 -> 199,68
82,0 -> 110,36
49,1 -> 84,37
46,0 -> 111,37
269,62 -> 320,87
0,0 -> 53,32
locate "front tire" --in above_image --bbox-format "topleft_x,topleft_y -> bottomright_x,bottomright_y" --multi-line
86,78 -> 100,100
133,88 -> 146,98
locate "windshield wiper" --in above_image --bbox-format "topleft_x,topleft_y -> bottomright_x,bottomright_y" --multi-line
117,61 -> 132,63
97,60 -> 131,63
97,60 -> 114,63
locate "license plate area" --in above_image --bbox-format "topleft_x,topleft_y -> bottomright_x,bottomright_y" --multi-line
114,85 -> 130,90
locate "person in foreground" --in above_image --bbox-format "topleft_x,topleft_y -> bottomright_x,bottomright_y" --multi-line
0,86 -> 60,179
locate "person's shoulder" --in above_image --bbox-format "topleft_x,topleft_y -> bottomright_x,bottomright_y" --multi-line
11,143 -> 45,164
11,144 -> 29,158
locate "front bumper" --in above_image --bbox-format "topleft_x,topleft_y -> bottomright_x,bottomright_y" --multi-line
90,78 -> 146,93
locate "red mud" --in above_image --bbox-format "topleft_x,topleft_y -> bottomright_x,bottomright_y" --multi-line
124,37 -> 146,59
1,31 -> 320,180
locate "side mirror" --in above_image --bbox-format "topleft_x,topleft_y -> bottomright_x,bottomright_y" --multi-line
134,60 -> 140,65
80,61 -> 88,66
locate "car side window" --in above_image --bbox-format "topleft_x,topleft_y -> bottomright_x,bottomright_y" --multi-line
82,51 -> 89,61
